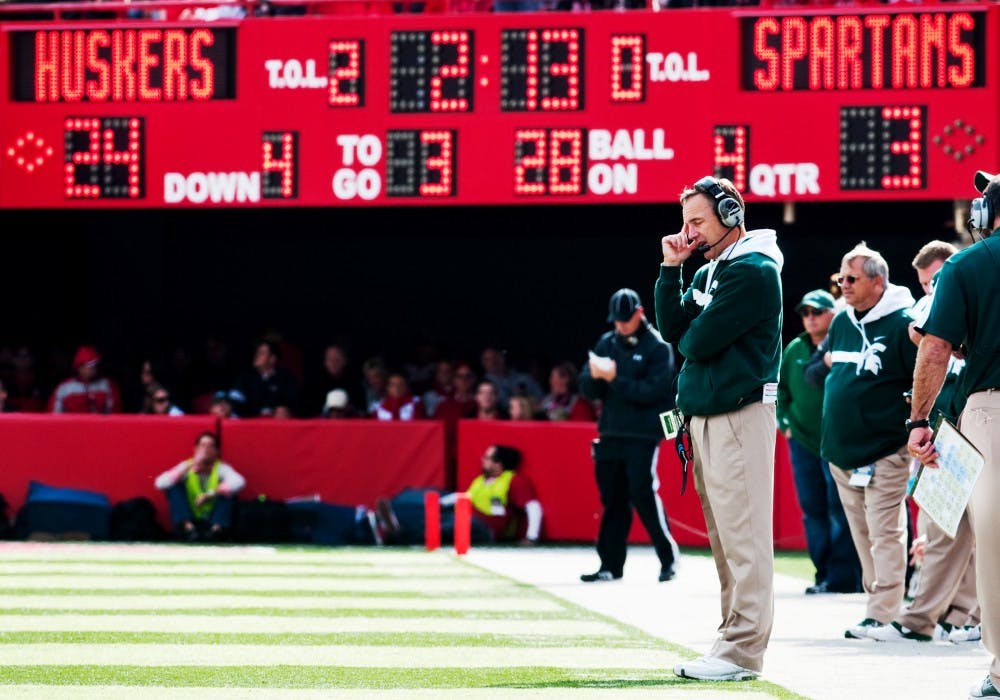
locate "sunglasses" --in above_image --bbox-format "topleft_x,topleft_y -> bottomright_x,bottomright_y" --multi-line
835,274 -> 862,286
799,307 -> 826,317
153,396 -> 170,403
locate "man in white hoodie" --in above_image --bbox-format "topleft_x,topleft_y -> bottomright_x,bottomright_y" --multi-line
820,242 -> 917,640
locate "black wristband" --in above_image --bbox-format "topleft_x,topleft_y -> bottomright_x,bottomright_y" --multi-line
905,418 -> 930,432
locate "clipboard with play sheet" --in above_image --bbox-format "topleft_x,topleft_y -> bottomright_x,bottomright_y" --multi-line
909,420 -> 984,539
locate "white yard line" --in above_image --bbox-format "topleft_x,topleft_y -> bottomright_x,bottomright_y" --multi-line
0,563 -> 487,577
0,594 -> 563,612
0,643 -> 679,668
0,613 -> 622,637
0,575 -> 513,593
0,543 -> 459,564
0,687 -> 753,700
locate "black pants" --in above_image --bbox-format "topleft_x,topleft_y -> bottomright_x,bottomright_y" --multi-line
594,437 -> 678,576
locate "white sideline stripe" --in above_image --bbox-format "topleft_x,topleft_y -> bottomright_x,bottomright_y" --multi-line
0,594 -> 563,612
0,576 -> 512,593
0,543 -> 457,564
0,564 -> 490,578
0,687 -> 741,700
0,643 -> 678,669
0,614 -> 622,637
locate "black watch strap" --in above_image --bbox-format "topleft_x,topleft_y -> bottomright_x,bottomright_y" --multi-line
905,418 -> 930,432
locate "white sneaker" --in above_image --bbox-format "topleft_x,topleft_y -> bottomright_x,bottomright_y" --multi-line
868,621 -> 931,642
951,624 -> 983,643
674,656 -> 758,681
845,617 -> 884,639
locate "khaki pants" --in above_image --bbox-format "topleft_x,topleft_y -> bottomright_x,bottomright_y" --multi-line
901,509 -> 976,636
689,401 -> 775,672
961,390 -> 1000,685
830,447 -> 910,623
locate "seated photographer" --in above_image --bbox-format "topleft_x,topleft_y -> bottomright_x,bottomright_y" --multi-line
154,431 -> 246,542
375,444 -> 542,546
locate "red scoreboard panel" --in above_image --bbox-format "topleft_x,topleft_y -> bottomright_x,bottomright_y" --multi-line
0,5 -> 996,208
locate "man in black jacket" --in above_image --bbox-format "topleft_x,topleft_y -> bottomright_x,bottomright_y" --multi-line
578,288 -> 680,583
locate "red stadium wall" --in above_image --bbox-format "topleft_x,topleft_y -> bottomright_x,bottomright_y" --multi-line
0,415 -> 445,530
0,414 -> 802,548
456,419 -> 806,550
219,418 -> 446,504
0,414 -> 217,525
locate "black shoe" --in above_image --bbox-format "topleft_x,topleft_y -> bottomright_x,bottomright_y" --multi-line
580,570 -> 621,583
658,564 -> 676,582
203,526 -> 224,543
805,581 -> 830,595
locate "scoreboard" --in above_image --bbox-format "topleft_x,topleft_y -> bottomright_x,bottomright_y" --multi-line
0,4 -> 996,208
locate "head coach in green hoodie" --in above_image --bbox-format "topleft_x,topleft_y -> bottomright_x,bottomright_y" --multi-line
655,175 -> 783,683
820,242 -> 916,642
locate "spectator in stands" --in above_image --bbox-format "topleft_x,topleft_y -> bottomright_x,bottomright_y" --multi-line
404,338 -> 439,396
508,395 -> 538,421
0,377 -> 8,412
135,359 -> 170,413
474,379 -> 507,420
145,383 -> 185,417
188,335 -> 236,412
435,363 -> 478,423
422,360 -> 455,418
540,361 -> 597,422
376,444 -> 542,545
322,388 -> 358,419
154,431 -> 246,543
309,343 -> 363,417
210,390 -> 240,419
361,356 -> 389,416
4,345 -> 45,412
480,346 -> 543,411
178,1 -> 247,20
48,345 -> 122,414
230,339 -> 302,417
373,373 -> 425,421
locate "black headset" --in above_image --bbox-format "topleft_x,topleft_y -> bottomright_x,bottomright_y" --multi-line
693,176 -> 744,229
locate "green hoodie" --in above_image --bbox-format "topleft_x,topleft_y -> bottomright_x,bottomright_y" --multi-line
654,229 -> 784,417
820,284 -> 916,470
777,332 -> 824,455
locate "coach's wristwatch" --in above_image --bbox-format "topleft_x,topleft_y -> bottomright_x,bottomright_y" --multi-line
904,418 -> 930,432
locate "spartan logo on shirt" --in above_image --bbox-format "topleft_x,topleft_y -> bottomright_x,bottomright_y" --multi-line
832,336 -> 887,376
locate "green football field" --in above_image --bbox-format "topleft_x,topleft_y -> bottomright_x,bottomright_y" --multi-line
0,543 -> 807,698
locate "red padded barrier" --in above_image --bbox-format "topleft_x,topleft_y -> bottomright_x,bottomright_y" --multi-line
456,420 -> 806,550
0,414 -> 218,529
219,419 -> 446,507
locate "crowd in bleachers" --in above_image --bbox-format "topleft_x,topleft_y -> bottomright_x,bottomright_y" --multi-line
0,335 -> 600,425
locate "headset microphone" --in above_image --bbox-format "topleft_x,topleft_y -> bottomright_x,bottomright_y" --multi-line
695,225 -> 737,255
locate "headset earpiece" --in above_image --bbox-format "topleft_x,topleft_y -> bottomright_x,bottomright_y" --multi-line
693,176 -> 744,229
970,195 -> 993,232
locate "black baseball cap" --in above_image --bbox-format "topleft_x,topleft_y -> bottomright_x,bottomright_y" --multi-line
607,288 -> 642,322
974,170 -> 998,194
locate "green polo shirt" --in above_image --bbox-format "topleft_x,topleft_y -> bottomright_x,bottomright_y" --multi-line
921,230 -> 1000,404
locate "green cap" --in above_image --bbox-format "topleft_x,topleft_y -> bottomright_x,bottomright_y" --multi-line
795,289 -> 836,313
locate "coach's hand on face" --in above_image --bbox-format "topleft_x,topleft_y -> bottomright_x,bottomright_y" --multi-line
662,223 -> 700,266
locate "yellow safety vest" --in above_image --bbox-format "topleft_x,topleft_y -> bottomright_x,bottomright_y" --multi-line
467,470 -> 514,517
185,461 -> 221,520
